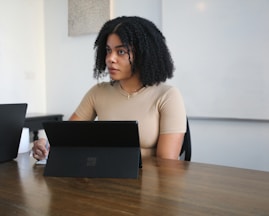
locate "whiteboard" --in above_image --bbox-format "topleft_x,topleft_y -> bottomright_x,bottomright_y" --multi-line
162,0 -> 269,120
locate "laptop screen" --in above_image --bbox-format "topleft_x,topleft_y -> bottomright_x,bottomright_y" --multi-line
0,103 -> 27,162
43,120 -> 140,147
43,121 -> 142,178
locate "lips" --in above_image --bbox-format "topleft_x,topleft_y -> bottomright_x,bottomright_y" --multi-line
108,67 -> 119,74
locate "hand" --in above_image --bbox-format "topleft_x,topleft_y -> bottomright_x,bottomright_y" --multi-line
32,138 -> 50,160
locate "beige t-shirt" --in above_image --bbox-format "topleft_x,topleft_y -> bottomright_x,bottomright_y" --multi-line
75,81 -> 186,157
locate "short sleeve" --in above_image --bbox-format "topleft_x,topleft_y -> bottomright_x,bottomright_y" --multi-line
158,87 -> 186,134
74,85 -> 98,120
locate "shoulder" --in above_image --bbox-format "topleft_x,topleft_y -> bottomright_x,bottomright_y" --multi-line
91,81 -> 112,90
149,83 -> 185,108
154,83 -> 186,119
87,81 -> 114,93
151,83 -> 182,97
81,82 -> 113,100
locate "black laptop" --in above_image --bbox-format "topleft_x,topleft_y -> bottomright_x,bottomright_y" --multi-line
43,121 -> 142,178
0,103 -> 28,163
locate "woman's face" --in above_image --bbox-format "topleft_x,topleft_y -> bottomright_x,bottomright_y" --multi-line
105,33 -> 134,81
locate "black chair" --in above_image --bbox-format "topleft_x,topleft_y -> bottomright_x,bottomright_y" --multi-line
179,118 -> 192,161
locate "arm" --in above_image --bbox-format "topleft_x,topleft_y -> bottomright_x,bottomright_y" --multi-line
156,133 -> 184,160
69,112 -> 83,121
32,85 -> 98,160
156,87 -> 186,160
32,112 -> 84,160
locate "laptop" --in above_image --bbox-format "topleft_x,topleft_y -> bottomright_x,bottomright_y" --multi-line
0,103 -> 28,163
43,121 -> 142,178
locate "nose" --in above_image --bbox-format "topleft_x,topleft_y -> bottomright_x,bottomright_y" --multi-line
106,51 -> 117,64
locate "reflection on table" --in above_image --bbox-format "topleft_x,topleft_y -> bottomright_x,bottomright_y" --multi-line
0,153 -> 269,215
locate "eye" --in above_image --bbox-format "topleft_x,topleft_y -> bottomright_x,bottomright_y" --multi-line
118,49 -> 127,55
106,47 -> 111,54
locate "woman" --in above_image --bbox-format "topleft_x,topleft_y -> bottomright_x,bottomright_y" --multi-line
32,16 -> 186,161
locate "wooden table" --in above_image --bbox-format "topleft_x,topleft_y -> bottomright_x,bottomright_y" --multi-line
0,153 -> 269,216
24,113 -> 63,140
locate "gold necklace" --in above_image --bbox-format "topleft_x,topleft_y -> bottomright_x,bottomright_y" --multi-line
119,84 -> 144,99
120,84 -> 143,92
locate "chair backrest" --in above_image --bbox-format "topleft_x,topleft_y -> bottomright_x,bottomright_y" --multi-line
179,118 -> 192,161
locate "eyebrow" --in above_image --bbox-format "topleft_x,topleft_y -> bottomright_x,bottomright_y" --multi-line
106,44 -> 127,49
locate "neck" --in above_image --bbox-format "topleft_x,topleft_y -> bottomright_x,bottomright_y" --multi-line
119,81 -> 144,94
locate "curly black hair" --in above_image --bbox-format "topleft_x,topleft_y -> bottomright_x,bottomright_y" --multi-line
93,16 -> 174,86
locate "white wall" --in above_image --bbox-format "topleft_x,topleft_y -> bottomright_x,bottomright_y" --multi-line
163,0 -> 269,120
189,118 -> 269,172
0,0 -> 46,113
44,0 -> 96,119
111,0 -> 161,29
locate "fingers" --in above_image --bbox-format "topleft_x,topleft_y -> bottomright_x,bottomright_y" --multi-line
33,149 -> 44,160
32,138 -> 49,160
